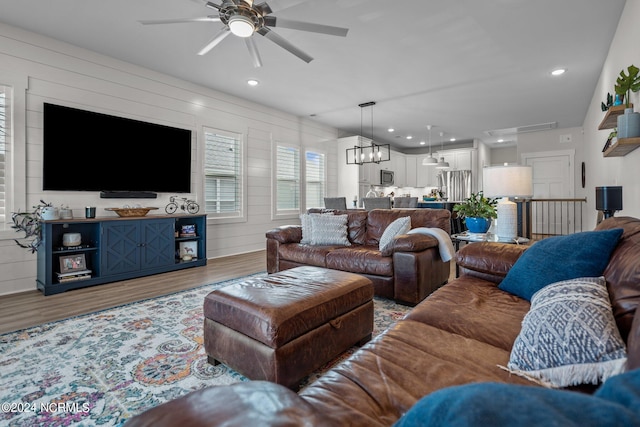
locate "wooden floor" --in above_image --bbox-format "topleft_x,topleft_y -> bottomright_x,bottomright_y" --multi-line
0,250 -> 266,335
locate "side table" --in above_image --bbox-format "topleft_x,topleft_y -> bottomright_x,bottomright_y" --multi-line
451,232 -> 530,277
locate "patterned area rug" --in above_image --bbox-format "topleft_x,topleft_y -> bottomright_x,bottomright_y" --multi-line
0,273 -> 411,426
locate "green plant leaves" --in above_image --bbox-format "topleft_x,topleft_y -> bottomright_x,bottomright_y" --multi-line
452,191 -> 498,219
615,64 -> 640,108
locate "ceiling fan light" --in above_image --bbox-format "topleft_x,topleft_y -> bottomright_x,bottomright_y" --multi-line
229,15 -> 255,37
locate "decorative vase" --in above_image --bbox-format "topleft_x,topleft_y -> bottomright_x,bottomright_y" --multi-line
617,107 -> 640,138
40,206 -> 59,220
465,217 -> 491,233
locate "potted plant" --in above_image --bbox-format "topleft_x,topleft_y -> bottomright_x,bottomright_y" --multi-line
11,200 -> 54,253
453,191 -> 498,233
615,64 -> 640,138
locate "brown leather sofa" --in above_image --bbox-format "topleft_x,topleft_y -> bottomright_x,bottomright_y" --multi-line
126,216 -> 640,427
266,208 -> 452,305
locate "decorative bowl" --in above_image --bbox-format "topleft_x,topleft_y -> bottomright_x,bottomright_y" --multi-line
423,197 -> 437,201
62,233 -> 82,246
105,207 -> 158,217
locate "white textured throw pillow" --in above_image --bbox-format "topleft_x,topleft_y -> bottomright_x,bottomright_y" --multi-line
309,214 -> 351,246
506,276 -> 627,388
379,216 -> 411,253
299,213 -> 317,244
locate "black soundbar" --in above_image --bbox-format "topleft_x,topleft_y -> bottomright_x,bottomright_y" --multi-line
100,191 -> 158,199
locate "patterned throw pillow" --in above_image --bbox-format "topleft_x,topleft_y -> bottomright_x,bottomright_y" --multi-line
309,214 -> 351,246
506,276 -> 627,388
299,213 -> 319,244
379,216 -> 411,254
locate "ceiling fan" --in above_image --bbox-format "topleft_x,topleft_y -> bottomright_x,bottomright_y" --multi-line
139,0 -> 349,67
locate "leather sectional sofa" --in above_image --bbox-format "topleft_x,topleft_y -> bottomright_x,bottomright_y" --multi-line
266,208 -> 452,305
127,216 -> 640,427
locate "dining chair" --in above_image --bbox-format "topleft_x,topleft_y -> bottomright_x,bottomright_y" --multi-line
393,197 -> 418,208
362,197 -> 392,210
324,197 -> 347,210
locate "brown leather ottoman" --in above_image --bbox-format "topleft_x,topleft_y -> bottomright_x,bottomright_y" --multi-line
203,266 -> 374,390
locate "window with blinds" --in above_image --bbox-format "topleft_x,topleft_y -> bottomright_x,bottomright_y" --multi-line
204,129 -> 243,218
305,150 -> 325,210
276,145 -> 300,211
0,87 -> 9,225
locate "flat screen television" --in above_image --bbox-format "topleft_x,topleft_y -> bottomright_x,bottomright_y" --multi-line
43,103 -> 192,195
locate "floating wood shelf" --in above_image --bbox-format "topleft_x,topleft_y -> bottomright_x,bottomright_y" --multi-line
603,137 -> 640,157
599,104 -> 633,130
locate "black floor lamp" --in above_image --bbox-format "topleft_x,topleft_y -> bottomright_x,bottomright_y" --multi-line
596,186 -> 623,219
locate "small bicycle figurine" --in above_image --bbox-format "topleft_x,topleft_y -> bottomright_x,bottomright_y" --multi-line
165,196 -> 200,214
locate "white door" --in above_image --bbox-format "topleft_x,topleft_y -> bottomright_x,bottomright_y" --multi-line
521,150 -> 574,236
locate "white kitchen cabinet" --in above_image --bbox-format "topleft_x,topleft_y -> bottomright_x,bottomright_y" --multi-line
437,149 -> 473,171
416,159 -> 431,187
403,155 -> 440,187
384,151 -> 406,187
434,148 -> 478,193
405,156 -> 417,187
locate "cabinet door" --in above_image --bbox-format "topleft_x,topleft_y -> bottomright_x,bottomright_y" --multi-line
101,222 -> 141,276
442,153 -> 456,170
455,151 -> 472,170
416,160 -> 434,187
405,156 -> 417,187
370,161 -> 382,185
390,153 -> 406,187
141,219 -> 175,269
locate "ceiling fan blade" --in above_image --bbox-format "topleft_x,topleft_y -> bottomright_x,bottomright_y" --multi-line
254,2 -> 273,16
197,28 -> 231,55
258,27 -> 313,63
205,1 -> 222,10
139,16 -> 220,25
241,0 -> 254,6
265,17 -> 348,37
245,37 -> 263,68
264,0 -> 308,13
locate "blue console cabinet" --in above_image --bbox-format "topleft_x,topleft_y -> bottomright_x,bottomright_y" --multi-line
37,214 -> 207,295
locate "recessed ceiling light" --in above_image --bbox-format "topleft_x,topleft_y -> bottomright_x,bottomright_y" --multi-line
247,79 -> 259,86
406,136 -> 413,140
388,128 -> 394,132
551,68 -> 566,76
419,141 -> 426,145
497,139 -> 504,143
449,138 -> 456,142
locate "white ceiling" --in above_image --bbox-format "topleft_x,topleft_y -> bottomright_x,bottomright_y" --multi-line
0,0 -> 627,150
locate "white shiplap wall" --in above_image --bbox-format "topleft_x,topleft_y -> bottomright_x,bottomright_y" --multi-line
0,23 -> 338,295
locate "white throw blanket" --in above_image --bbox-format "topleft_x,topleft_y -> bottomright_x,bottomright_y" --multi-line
407,227 -> 456,262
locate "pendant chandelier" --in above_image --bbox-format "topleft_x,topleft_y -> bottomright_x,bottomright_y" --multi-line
422,124 -> 437,166
435,131 -> 450,169
346,101 -> 391,165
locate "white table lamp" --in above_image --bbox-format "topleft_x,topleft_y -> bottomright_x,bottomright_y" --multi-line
483,165 -> 533,240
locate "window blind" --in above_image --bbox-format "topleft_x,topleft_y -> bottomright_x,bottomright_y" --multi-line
276,145 -> 300,211
305,151 -> 325,210
0,88 -> 8,224
204,130 -> 242,216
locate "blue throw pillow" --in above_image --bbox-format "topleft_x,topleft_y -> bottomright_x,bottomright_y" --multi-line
498,228 -> 623,300
393,369 -> 640,427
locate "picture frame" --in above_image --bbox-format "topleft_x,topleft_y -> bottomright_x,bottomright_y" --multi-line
179,241 -> 198,260
59,253 -> 87,273
180,224 -> 196,236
